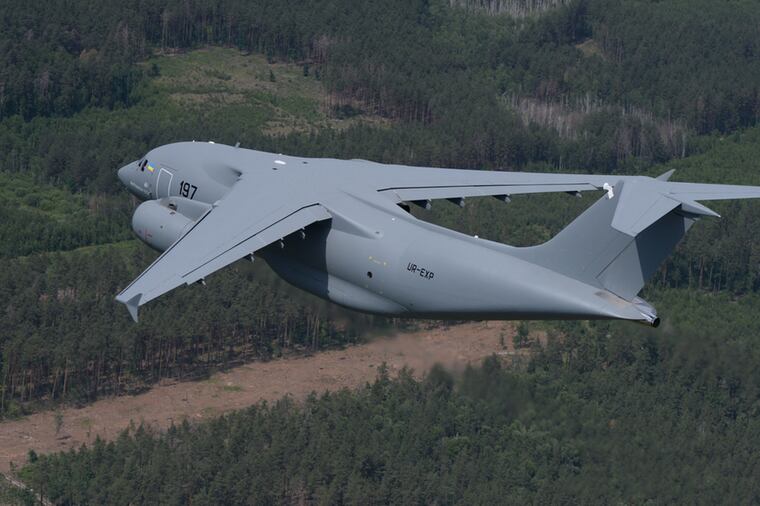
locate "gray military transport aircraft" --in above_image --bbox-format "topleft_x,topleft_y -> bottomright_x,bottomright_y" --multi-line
116,141 -> 760,327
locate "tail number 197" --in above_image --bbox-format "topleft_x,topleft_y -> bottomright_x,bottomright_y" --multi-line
179,181 -> 198,199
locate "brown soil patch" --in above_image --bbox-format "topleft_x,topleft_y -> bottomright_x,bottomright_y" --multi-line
575,38 -> 605,60
0,321 -> 527,473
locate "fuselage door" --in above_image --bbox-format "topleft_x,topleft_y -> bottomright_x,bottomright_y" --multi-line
156,166 -> 175,198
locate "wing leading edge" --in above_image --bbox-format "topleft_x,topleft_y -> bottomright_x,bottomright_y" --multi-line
116,173 -> 330,322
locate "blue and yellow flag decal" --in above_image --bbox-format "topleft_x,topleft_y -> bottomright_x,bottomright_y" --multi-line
146,162 -> 156,173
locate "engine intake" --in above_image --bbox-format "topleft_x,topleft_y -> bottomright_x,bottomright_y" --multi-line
132,197 -> 210,251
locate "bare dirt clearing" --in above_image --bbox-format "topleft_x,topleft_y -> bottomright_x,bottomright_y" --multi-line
0,321 -> 527,473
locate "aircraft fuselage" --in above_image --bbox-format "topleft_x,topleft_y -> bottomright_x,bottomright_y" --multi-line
116,142 -> 679,325
260,193 -> 637,321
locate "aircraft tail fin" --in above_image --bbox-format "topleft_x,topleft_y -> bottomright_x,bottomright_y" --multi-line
513,177 -> 760,301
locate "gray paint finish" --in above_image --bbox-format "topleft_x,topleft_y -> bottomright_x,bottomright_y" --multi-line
115,141 -> 760,326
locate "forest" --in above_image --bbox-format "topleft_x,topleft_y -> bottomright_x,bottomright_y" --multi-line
2,0 -> 760,502
18,311 -> 760,503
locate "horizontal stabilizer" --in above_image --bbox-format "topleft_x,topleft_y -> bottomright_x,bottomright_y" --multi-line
610,179 -> 680,237
609,177 -> 760,237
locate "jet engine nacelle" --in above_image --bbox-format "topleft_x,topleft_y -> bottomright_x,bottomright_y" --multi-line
132,197 -> 211,251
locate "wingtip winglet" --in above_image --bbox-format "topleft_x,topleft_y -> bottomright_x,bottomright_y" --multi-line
119,293 -> 142,323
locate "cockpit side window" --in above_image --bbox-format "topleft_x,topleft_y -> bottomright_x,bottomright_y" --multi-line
140,160 -> 148,171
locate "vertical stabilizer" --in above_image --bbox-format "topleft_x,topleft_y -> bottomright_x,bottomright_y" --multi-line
512,180 -> 697,301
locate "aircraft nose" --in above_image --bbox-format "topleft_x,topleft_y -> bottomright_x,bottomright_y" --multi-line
118,160 -> 138,187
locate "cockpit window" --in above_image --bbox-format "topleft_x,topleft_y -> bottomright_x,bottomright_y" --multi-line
140,159 -> 147,172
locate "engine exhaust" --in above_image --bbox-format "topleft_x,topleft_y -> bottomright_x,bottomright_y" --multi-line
633,297 -> 660,328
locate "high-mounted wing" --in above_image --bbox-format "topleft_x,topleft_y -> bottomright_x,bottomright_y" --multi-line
373,164 -> 618,204
372,164 -> 760,220
116,171 -> 330,321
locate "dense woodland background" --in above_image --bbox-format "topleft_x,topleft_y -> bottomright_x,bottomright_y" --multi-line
2,0 -> 760,502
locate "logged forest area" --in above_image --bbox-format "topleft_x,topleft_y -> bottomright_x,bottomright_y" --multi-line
2,0 -> 760,503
